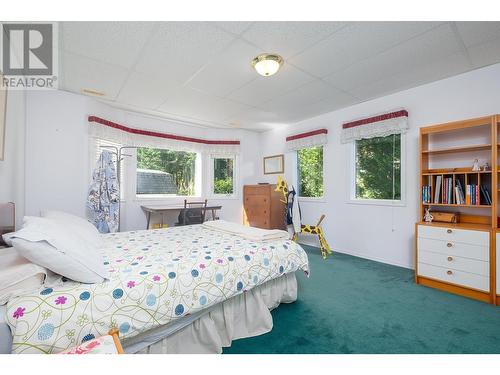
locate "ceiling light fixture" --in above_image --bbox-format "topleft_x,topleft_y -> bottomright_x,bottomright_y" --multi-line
251,54 -> 283,77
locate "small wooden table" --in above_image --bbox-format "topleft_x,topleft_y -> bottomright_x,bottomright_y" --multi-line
141,204 -> 222,229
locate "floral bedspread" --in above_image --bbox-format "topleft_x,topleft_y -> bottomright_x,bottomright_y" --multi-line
5,225 -> 309,354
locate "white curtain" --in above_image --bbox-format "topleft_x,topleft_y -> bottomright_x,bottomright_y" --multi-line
88,117 -> 241,155
341,110 -> 408,144
285,129 -> 328,152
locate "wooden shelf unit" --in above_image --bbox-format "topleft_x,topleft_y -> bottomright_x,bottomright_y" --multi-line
418,115 -> 499,305
421,144 -> 491,155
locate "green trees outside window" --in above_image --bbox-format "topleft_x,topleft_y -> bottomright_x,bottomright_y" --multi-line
297,146 -> 324,198
213,157 -> 234,194
355,134 -> 401,200
136,147 -> 197,196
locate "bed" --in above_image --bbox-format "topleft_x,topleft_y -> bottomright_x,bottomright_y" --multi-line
2,224 -> 309,354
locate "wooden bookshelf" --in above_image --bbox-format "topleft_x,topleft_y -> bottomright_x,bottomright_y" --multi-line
418,115 -> 499,305
421,144 -> 491,155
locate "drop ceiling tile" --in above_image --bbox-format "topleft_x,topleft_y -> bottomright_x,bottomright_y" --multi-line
116,71 -> 182,109
225,108 -> 293,131
62,51 -> 130,100
467,37 -> 500,68
225,108 -> 283,124
455,22 -> 500,48
186,39 -> 263,97
211,21 -> 254,35
229,64 -> 315,106
259,79 -> 357,118
156,88 -> 253,123
325,23 -> 464,92
62,22 -> 156,69
290,21 -> 443,78
241,21 -> 346,59
280,94 -> 360,123
134,22 -> 236,86
348,51 -> 471,101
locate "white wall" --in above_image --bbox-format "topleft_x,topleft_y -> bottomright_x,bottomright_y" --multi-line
24,90 -> 261,230
21,63 -> 500,269
0,90 -> 26,228
258,63 -> 500,269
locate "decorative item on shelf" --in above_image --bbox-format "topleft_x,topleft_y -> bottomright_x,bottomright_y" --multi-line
482,162 -> 491,171
423,208 -> 434,223
431,211 -> 459,223
472,158 -> 480,172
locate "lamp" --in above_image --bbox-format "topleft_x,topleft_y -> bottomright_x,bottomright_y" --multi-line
251,54 -> 283,77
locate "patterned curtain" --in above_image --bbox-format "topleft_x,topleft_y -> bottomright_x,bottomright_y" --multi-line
341,109 -> 408,144
86,150 -> 120,233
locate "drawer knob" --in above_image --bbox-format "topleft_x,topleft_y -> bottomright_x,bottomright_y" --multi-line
447,256 -> 453,261
446,270 -> 453,275
446,242 -> 453,248
446,229 -> 452,234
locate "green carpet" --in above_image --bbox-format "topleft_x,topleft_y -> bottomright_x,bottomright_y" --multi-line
224,245 -> 500,354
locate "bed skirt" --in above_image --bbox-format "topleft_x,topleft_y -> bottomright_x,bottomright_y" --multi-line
128,272 -> 298,354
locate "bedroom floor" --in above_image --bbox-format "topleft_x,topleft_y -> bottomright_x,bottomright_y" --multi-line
223,245 -> 500,354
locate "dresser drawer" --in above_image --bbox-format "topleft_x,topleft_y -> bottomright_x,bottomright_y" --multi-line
417,225 -> 489,246
418,250 -> 489,276
417,237 -> 489,262
418,263 -> 489,291
244,185 -> 270,196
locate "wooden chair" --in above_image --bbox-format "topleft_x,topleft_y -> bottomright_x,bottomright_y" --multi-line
176,199 -> 208,226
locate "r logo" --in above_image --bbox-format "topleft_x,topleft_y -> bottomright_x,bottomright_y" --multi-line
2,23 -> 53,76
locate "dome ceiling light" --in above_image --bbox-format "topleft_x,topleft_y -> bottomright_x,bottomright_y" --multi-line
251,54 -> 284,77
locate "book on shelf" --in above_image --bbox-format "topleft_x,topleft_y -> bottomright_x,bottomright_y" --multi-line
480,185 -> 492,205
434,176 -> 442,203
422,185 -> 432,203
455,179 -> 465,205
441,177 -> 453,204
465,184 -> 483,205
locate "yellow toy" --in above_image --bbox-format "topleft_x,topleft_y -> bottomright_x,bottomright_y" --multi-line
275,176 -> 332,259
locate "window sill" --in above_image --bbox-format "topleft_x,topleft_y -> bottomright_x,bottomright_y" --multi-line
298,196 -> 326,203
346,198 -> 406,207
209,195 -> 239,201
133,195 -> 202,203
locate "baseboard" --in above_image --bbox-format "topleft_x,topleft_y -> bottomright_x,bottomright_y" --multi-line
299,242 -> 414,270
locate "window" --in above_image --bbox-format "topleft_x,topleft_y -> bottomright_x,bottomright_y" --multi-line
297,146 -> 324,198
212,156 -> 235,196
136,147 -> 198,196
354,134 -> 402,201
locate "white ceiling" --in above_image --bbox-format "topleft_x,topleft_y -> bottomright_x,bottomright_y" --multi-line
60,21 -> 500,131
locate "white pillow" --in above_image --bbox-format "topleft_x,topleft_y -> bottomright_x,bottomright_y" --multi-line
10,217 -> 108,283
0,248 -> 47,304
41,210 -> 102,248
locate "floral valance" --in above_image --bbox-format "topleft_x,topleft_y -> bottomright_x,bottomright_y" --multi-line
286,129 -> 328,152
88,116 -> 241,155
341,109 -> 408,144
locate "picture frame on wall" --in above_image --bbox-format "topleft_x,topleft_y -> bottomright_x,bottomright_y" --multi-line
263,154 -> 284,175
0,73 -> 6,161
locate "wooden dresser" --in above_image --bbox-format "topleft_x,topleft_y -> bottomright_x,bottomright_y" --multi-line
243,184 -> 285,230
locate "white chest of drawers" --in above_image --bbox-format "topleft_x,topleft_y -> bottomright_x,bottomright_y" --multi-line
416,224 -> 490,293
